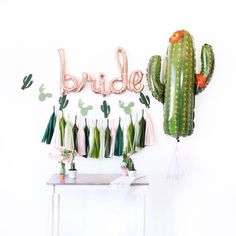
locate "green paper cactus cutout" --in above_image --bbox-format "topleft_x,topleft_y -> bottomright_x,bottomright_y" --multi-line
119,100 -> 135,115
21,74 -> 33,90
59,95 -> 69,111
38,84 -> 53,101
78,99 -> 93,116
139,92 -> 150,108
100,100 -> 111,118
147,30 -> 214,139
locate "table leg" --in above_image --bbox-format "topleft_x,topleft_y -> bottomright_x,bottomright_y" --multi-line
57,193 -> 60,236
51,185 -> 55,236
142,195 -> 146,236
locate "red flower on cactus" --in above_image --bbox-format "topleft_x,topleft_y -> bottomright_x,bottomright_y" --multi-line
169,31 -> 184,44
195,74 -> 206,88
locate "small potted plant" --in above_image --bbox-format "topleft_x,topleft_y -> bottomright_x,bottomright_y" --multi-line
59,162 -> 66,180
68,150 -> 77,179
122,152 -> 136,177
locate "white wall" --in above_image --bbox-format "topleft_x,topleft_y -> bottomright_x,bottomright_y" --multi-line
0,0 -> 236,236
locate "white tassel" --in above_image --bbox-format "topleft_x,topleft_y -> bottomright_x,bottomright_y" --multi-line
166,140 -> 185,180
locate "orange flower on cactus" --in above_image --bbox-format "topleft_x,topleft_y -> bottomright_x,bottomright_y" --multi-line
195,74 -> 206,88
169,31 -> 184,44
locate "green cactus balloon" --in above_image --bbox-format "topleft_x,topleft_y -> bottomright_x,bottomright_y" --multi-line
147,30 -> 214,139
59,95 -> 69,111
100,100 -> 111,118
21,74 -> 33,90
139,92 -> 150,108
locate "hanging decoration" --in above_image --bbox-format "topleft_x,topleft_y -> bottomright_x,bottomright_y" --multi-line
83,118 -> 90,158
139,92 -> 150,108
38,84 -> 52,101
59,112 -> 66,146
77,119 -> 86,156
144,111 -> 155,146
114,118 -> 123,156
41,107 -> 56,144
147,30 -> 214,140
124,115 -> 135,153
104,120 -> 111,158
119,100 -> 135,115
72,116 -> 78,152
89,120 -> 100,158
99,120 -> 105,158
78,99 -> 93,116
109,119 -> 116,157
136,110 -> 147,148
21,74 -> 33,90
58,47 -> 144,96
64,119 -> 74,151
43,108 -> 155,158
59,95 -> 69,111
100,100 -> 111,118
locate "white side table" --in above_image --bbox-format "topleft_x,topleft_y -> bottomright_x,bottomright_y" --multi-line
47,174 -> 149,236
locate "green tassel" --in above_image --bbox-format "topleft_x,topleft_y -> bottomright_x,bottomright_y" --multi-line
59,112 -> 66,146
125,115 -> 135,153
90,120 -> 100,158
114,118 -> 123,156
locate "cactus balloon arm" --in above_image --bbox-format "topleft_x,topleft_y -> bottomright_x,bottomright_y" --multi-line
146,55 -> 164,103
195,44 -> 215,94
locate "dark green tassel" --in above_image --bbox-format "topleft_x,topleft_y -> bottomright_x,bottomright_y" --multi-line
83,118 -> 90,158
104,120 -> 111,158
72,115 -> 78,152
41,108 -> 56,144
114,118 -> 123,156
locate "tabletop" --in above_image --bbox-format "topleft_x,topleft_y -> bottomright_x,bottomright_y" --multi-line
47,173 -> 149,186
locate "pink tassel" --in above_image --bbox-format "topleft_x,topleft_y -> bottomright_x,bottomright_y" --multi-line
77,119 -> 86,156
144,111 -> 155,146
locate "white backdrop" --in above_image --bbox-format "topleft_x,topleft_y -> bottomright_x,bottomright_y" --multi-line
0,0 -> 236,236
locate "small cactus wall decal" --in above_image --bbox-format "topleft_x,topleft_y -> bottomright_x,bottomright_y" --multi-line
100,100 -> 111,118
119,100 -> 135,115
139,92 -> 150,108
38,84 -> 53,101
59,95 -> 69,110
147,30 -> 214,139
78,99 -> 93,116
21,74 -> 33,90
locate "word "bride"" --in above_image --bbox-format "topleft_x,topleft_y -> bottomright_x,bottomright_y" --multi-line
59,47 -> 144,96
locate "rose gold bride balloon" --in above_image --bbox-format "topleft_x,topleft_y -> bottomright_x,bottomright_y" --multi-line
109,47 -> 128,94
58,49 -> 78,94
129,70 -> 144,93
58,49 -> 88,95
99,73 -> 111,96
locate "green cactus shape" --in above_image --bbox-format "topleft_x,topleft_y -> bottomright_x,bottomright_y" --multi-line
139,92 -> 150,108
119,100 -> 135,115
38,84 -> 53,101
78,99 -> 93,116
21,74 -> 33,90
100,100 -> 111,118
59,95 -> 69,111
147,30 -> 214,139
